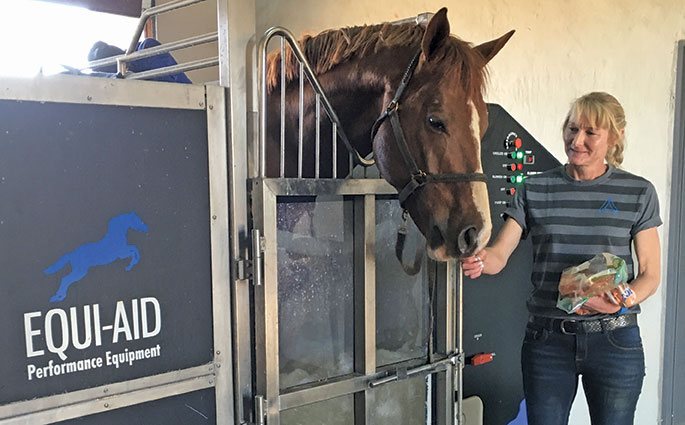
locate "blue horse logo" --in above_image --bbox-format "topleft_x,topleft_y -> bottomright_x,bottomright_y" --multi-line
44,212 -> 149,302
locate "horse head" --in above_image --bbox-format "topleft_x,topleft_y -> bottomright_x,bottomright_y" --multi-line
127,211 -> 149,233
264,10 -> 512,260
373,8 -> 513,260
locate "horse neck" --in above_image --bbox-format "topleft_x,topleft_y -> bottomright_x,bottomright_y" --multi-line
312,51 -> 413,151
106,217 -> 130,241
266,49 -> 413,177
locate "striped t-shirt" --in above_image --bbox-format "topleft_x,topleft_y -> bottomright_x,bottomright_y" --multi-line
504,164 -> 661,319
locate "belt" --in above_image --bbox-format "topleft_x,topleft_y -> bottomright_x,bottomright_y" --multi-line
529,314 -> 637,335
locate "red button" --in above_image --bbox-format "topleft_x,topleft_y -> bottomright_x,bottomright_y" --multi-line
510,164 -> 516,171
517,163 -> 523,170
507,188 -> 516,195
515,138 -> 522,149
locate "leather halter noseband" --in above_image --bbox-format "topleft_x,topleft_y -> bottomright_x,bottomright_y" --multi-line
370,49 -> 488,208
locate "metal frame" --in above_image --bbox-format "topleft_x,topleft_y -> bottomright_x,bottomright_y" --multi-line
0,74 -> 206,109
215,1 -> 258,424
0,71 -> 232,424
662,39 -> 685,425
249,177 -> 460,424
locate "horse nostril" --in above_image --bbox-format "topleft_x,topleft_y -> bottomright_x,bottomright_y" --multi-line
457,226 -> 478,254
430,225 -> 446,248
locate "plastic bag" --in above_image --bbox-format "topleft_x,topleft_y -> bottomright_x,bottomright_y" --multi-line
556,253 -> 637,314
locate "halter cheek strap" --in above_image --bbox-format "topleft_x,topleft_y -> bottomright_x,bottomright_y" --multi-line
370,48 -> 488,208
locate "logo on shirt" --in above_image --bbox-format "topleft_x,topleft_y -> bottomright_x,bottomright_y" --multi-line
599,198 -> 619,213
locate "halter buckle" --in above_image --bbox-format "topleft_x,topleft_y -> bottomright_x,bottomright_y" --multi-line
411,170 -> 427,182
386,100 -> 399,113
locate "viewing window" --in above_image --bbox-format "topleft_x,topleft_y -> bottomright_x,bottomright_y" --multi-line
0,1 -> 138,77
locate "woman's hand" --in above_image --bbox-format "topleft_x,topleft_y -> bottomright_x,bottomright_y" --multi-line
462,250 -> 487,279
582,292 -> 621,314
460,218 -> 524,279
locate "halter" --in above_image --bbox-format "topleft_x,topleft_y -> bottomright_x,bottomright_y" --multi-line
370,49 -> 488,208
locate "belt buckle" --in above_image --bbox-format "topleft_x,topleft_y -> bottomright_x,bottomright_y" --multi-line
560,319 -> 577,335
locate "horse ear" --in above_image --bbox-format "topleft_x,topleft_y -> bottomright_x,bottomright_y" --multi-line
422,7 -> 450,60
474,30 -> 515,64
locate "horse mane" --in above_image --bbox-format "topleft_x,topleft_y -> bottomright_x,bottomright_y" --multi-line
266,22 -> 489,100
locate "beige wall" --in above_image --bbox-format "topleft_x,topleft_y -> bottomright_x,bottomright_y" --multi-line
159,1 -> 684,423
155,0 -> 218,83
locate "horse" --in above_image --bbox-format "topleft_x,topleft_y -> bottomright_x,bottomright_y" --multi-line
265,7 -> 513,260
44,211 -> 149,302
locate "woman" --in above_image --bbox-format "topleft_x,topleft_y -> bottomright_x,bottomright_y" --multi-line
462,92 -> 661,425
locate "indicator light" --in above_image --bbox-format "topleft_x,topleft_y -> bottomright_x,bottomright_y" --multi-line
517,163 -> 523,171
504,132 -> 518,150
468,352 -> 496,366
516,175 -> 524,184
516,151 -> 524,160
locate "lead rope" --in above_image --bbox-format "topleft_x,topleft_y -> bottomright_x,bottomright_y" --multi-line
395,209 -> 425,275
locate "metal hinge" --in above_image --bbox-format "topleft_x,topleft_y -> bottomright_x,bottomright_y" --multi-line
254,395 -> 266,425
236,230 -> 264,285
236,259 -> 253,280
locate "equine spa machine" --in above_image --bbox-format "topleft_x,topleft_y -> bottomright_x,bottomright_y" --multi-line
0,5 -> 561,425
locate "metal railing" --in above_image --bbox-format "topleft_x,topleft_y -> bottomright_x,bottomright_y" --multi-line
257,26 -> 375,179
82,0 -> 218,80
256,13 -> 436,180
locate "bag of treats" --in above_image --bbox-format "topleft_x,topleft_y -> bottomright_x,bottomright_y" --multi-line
557,253 -> 637,314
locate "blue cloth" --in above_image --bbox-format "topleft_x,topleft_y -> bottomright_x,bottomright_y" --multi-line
128,38 -> 192,84
521,322 -> 644,425
80,38 -> 192,84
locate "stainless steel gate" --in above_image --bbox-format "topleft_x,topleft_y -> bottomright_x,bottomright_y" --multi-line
245,24 -> 463,425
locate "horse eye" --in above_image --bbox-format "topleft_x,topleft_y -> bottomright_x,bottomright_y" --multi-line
428,116 -> 447,133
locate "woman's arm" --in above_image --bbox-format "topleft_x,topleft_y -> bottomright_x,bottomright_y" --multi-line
583,227 -> 661,313
626,227 -> 661,303
462,217 -> 523,278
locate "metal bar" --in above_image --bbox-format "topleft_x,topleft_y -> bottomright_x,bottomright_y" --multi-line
0,364 -> 214,422
298,62 -> 304,178
217,2 -> 257,424
252,181 -> 281,424
456,262 -> 463,425
278,372 -> 385,411
125,57 -> 219,80
333,124 -> 338,178
262,178 -> 395,197
252,229 -> 264,286
436,261 -> 456,425
280,39 -> 286,178
0,74 -> 206,110
353,195 -> 376,423
259,37 -> 268,178
86,32 -> 218,71
355,195 -> 376,375
206,85 -> 235,425
389,12 -> 435,26
368,359 -> 452,388
315,94 -> 321,178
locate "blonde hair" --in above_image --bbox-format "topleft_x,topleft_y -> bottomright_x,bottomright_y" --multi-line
562,92 -> 626,167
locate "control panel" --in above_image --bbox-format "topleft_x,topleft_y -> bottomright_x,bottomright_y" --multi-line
482,104 -> 561,233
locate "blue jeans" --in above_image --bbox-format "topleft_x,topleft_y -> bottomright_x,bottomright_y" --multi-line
521,321 -> 645,425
